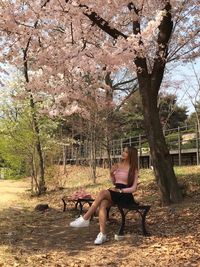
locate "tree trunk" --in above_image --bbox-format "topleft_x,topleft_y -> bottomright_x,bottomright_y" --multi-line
89,119 -> 97,183
106,138 -> 112,170
139,79 -> 182,204
63,145 -> 67,174
90,141 -> 97,183
134,3 -> 182,204
22,40 -> 46,195
29,94 -> 46,195
31,153 -> 39,194
105,72 -> 114,170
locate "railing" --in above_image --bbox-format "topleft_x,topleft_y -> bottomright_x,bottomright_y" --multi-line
61,124 -> 200,166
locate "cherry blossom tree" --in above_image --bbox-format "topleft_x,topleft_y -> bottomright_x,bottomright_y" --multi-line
1,0 -> 200,204
57,0 -> 199,204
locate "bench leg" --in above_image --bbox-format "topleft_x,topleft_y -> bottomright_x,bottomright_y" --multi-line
77,201 -> 83,216
62,198 -> 67,212
141,207 -> 150,236
117,206 -> 126,236
75,201 -> 79,210
106,207 -> 111,220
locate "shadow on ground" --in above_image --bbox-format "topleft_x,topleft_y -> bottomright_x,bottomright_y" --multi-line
0,176 -> 200,266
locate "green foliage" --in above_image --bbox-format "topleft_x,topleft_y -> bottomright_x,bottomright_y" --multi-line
0,86 -> 60,179
187,102 -> 200,127
165,132 -> 179,149
181,139 -> 196,149
119,90 -> 145,136
0,105 -> 34,178
118,91 -> 188,138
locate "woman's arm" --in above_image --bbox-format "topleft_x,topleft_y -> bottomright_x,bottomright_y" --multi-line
121,170 -> 138,193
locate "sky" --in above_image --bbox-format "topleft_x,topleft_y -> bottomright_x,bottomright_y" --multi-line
165,58 -> 200,115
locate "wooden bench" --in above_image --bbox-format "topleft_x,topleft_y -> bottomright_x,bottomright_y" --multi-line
107,203 -> 151,236
62,196 -> 150,236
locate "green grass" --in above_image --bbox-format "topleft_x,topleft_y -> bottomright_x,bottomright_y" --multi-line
174,166 -> 200,186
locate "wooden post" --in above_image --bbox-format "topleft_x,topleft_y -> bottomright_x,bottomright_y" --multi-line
178,126 -> 182,166
129,137 -> 132,146
138,134 -> 142,170
149,153 -> 152,169
120,138 -> 123,155
63,144 -> 66,174
196,124 -> 199,165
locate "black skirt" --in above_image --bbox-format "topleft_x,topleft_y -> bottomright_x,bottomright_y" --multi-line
108,183 -> 138,206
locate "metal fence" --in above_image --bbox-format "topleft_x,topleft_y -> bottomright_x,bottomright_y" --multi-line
59,124 -> 200,167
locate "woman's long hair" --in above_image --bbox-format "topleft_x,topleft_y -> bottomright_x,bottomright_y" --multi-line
127,146 -> 138,186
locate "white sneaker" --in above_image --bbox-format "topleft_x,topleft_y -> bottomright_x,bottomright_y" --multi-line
94,232 -> 107,245
69,216 -> 90,227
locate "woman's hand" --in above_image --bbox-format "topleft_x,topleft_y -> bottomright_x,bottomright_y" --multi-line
109,187 -> 121,192
110,164 -> 118,180
110,164 -> 118,173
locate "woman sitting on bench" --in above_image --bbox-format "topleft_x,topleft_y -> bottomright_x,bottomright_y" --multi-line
69,145 -> 138,245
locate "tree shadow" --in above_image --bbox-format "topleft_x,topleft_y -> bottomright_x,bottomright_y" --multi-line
0,204 -> 151,263
0,206 -> 101,255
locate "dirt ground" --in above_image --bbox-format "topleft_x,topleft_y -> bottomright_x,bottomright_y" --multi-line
0,177 -> 200,267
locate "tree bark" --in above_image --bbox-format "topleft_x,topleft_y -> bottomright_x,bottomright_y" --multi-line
105,72 -> 114,170
30,96 -> 46,195
139,77 -> 182,204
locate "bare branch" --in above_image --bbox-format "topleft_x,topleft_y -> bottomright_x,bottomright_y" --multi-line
127,2 -> 141,35
79,4 -> 127,39
113,77 -> 137,90
114,82 -> 138,112
126,2 -> 149,78
41,0 -> 51,8
168,29 -> 200,62
167,44 -> 200,63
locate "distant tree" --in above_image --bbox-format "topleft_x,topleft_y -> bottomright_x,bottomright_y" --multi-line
187,112 -> 197,125
158,93 -> 188,130
0,86 -> 59,193
119,90 -> 144,136
185,61 -> 200,134
120,92 -> 188,135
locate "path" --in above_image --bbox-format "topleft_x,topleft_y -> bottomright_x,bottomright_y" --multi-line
0,179 -> 30,207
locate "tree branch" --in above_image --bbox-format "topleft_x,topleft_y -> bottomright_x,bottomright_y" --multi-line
127,2 -> 141,35
22,37 -> 32,83
41,0 -> 51,8
151,2 -> 173,92
79,4 -> 127,39
167,44 -> 200,63
127,2 -> 148,79
167,29 -> 200,62
113,77 -> 137,90
114,82 -> 138,112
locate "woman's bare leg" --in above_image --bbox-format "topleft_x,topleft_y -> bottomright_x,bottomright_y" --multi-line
98,199 -> 112,234
83,190 -> 111,220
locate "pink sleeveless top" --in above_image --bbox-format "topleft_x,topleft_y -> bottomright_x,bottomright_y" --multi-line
111,167 -> 138,193
113,168 -> 129,185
